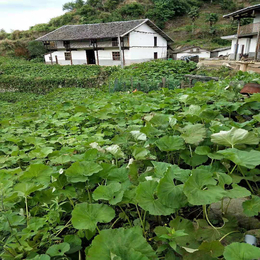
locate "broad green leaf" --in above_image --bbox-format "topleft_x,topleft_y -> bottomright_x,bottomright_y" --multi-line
217,148 -> 260,169
106,144 -> 125,158
14,183 -> 43,196
155,136 -> 185,152
28,147 -> 53,159
136,180 -> 174,215
211,127 -> 259,148
223,242 -> 260,260
130,130 -> 147,141
71,203 -> 115,231
30,255 -> 50,260
132,147 -> 154,160
226,184 -> 251,199
180,124 -> 206,145
157,171 -> 187,209
93,182 -> 124,205
65,161 -> 102,183
64,234 -> 82,254
46,243 -> 70,257
198,241 -> 224,258
183,167 -> 226,205
87,227 -> 156,260
243,196 -> 260,217
195,146 -> 211,155
20,164 -> 53,186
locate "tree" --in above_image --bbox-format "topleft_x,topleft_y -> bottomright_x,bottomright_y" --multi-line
205,13 -> 218,34
63,0 -> 85,11
27,41 -> 46,59
188,7 -> 199,34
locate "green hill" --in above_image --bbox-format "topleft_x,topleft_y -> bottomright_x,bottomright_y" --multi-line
0,0 -> 259,59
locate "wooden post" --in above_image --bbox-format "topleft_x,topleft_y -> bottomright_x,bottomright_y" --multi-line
70,50 -> 73,65
234,19 -> 241,61
162,77 -> 166,88
122,38 -> 125,66
254,30 -> 260,61
118,35 -> 124,69
95,40 -> 99,65
55,55 -> 58,65
50,54 -> 53,65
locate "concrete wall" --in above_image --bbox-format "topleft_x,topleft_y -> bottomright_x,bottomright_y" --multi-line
175,49 -> 210,59
45,50 -> 87,65
229,36 -> 258,60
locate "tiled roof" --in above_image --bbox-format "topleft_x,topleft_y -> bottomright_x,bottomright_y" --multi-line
36,19 -> 173,42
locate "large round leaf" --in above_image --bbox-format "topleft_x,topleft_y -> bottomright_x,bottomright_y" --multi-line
156,135 -> 185,152
65,161 -> 102,183
223,242 -> 260,260
243,195 -> 260,217
136,180 -> 174,215
71,203 -> 115,231
92,182 -> 124,205
183,167 -> 226,205
157,171 -> 187,209
46,242 -> 70,257
181,124 -> 206,145
217,148 -> 260,169
211,127 -> 259,147
87,227 -> 157,260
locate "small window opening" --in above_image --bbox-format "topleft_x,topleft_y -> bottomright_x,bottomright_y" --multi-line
154,37 -> 157,47
65,52 -> 71,61
112,51 -> 120,60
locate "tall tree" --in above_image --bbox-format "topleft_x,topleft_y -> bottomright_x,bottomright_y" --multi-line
188,7 -> 199,35
63,0 -> 85,11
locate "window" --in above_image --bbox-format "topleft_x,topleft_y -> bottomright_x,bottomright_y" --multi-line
154,37 -> 157,47
112,38 -> 118,47
63,41 -> 70,49
112,52 -> 120,60
65,52 -> 71,61
154,52 -> 158,60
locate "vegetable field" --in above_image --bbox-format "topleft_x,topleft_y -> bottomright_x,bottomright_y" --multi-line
1,76 -> 260,259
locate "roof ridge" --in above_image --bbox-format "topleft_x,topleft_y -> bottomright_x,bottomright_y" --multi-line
65,19 -> 147,27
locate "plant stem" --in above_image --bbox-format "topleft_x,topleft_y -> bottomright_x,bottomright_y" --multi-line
238,166 -> 254,194
119,205 -> 132,227
136,204 -> 146,237
219,231 -> 240,242
110,217 -> 120,229
87,188 -> 92,203
25,196 -> 29,223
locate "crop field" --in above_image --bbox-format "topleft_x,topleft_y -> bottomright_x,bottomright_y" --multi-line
1,65 -> 260,259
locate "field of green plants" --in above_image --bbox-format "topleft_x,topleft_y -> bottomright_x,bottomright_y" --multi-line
1,67 -> 260,259
0,58 -> 198,94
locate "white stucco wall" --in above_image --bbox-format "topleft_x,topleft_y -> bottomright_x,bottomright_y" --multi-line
127,23 -> 168,64
253,13 -> 260,23
218,48 -> 232,56
176,49 -> 210,59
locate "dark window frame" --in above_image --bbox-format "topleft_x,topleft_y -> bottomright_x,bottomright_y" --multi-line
154,52 -> 158,60
65,52 -> 71,61
154,37 -> 157,47
112,51 -> 120,61
112,38 -> 119,47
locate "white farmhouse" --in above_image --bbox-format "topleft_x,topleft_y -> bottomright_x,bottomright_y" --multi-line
222,4 -> 260,61
36,19 -> 173,66
172,46 -> 210,60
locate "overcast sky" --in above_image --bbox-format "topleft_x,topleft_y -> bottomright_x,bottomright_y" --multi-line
0,0 -> 69,32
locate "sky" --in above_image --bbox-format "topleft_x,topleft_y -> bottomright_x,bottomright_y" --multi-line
0,0 -> 69,32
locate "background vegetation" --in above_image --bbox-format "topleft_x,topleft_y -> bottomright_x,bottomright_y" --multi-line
0,0 -> 260,59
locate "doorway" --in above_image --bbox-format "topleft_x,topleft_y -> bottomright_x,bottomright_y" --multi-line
86,50 -> 96,64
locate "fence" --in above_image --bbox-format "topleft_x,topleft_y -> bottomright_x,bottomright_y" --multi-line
109,77 -> 181,93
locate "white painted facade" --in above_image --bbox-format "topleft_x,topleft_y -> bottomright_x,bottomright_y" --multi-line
44,22 -> 169,66
173,47 -> 211,60
222,12 -> 260,60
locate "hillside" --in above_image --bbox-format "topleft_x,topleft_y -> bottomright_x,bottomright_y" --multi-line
0,0 -> 259,59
